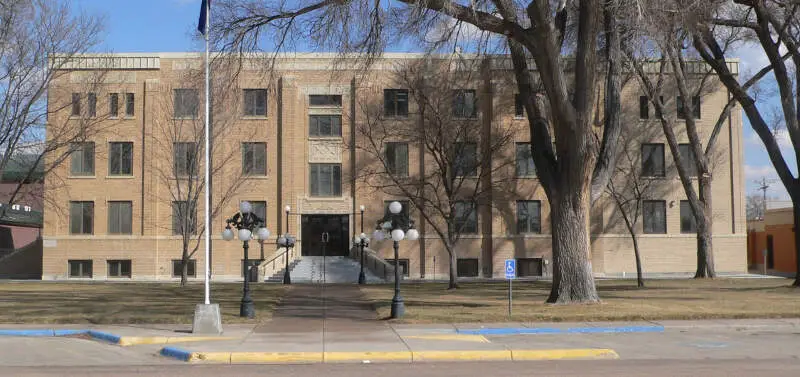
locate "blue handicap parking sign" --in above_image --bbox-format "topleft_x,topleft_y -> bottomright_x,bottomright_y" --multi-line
504,259 -> 516,279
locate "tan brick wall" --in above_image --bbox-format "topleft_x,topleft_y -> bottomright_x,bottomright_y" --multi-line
42,54 -> 746,280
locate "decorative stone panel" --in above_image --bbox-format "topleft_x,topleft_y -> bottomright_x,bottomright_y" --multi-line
308,140 -> 342,163
297,196 -> 353,214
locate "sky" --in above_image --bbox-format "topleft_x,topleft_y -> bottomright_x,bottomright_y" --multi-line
71,0 -> 790,201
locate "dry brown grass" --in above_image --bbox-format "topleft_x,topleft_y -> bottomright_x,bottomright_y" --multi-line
360,279 -> 800,323
0,282 -> 287,324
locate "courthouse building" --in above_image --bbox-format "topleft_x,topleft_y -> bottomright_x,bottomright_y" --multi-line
41,53 -> 747,280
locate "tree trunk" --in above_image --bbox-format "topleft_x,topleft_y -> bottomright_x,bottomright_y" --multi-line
547,191 -> 600,304
447,245 -> 458,290
793,201 -> 800,286
181,243 -> 189,287
695,177 -> 716,278
632,233 -> 644,288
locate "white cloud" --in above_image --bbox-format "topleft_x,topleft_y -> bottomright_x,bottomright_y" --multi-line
745,130 -> 793,150
744,164 -> 790,199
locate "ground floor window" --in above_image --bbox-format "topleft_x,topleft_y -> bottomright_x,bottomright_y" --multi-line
172,259 -> 196,277
68,260 -> 92,278
387,259 -> 410,277
517,258 -> 543,277
241,259 -> 261,281
456,258 -> 479,277
107,260 -> 131,278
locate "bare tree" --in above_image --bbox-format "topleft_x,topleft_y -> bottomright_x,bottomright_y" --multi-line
354,57 -> 517,289
0,0 -> 105,219
688,0 -> 800,284
151,67 -> 248,286
214,0 -> 635,304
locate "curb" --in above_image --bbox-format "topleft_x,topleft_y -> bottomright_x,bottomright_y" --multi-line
0,329 -> 236,346
457,326 -> 664,335
157,347 -> 619,364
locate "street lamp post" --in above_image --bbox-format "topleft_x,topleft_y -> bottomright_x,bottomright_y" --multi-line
222,201 -> 270,319
372,201 -> 419,319
281,206 -> 293,284
357,205 -> 367,284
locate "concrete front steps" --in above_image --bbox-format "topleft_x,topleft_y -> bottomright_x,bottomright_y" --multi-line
268,256 -> 383,284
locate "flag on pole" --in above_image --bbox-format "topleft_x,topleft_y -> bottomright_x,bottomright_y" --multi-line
198,0 -> 210,35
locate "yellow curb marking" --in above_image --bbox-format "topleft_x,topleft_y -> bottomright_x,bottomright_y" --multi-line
511,349 -> 619,361
405,334 -> 490,343
118,336 -> 238,346
231,352 -> 323,364
412,350 -> 512,362
324,351 -> 412,362
191,352 -> 231,363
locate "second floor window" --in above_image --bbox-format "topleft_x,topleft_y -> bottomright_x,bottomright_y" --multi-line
243,89 -> 267,116
643,200 -> 666,234
452,89 -> 477,118
680,200 -> 697,233
174,89 -> 199,118
384,89 -> 409,117
173,142 -> 197,177
109,93 -> 119,117
452,142 -> 478,177
309,115 -> 342,137
108,201 -> 133,235
639,96 -> 649,119
310,163 -> 342,197
514,94 -> 525,117
125,93 -> 135,117
69,201 -> 94,235
677,96 -> 701,119
515,142 -> 536,177
172,200 -> 197,235
70,142 -> 95,176
454,201 -> 478,234
71,93 -> 81,116
517,200 -> 542,234
109,142 -> 133,176
88,93 -> 97,117
242,142 -> 267,175
385,142 -> 409,176
309,94 -> 342,107
248,201 -> 267,224
641,143 -> 665,177
678,144 -> 698,177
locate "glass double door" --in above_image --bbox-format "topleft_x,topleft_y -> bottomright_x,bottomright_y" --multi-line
301,215 -> 350,257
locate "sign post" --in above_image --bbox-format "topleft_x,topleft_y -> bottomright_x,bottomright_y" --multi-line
504,259 -> 516,317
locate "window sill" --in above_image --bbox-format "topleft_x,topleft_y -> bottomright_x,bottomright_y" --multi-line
173,117 -> 198,121
515,175 -> 538,179
308,105 -> 343,109
242,115 -> 268,120
306,196 -> 344,200
105,175 -> 135,179
308,136 -> 343,140
107,276 -> 132,279
68,277 -> 93,280
382,115 -> 411,120
243,175 -> 270,179
513,116 -> 526,120
451,117 -> 479,121
68,175 -> 96,179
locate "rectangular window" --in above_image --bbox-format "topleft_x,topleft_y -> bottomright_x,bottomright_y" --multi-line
514,94 -> 525,118
309,115 -> 342,137
677,96 -> 701,119
108,142 -> 133,176
454,201 -> 478,234
71,93 -> 81,116
70,142 -> 95,176
383,200 -> 411,230
69,201 -> 94,235
639,96 -> 649,119
107,201 -> 133,235
516,200 -> 542,234
174,89 -> 199,118
452,89 -> 477,118
680,200 -> 697,233
388,259 -> 410,277
109,93 -> 119,117
107,260 -> 131,278
452,142 -> 478,177
308,94 -> 342,107
243,89 -> 267,116
173,142 -> 197,177
383,89 -> 409,117
87,92 -> 97,117
172,259 -> 196,277
242,142 -> 267,175
309,163 -> 342,197
678,144 -> 698,177
456,258 -> 479,277
248,201 -> 267,225
515,142 -> 536,177
643,200 -> 667,234
385,142 -> 409,177
172,201 -> 197,235
641,143 -> 665,177
68,260 -> 92,278
517,258 -> 543,277
125,93 -> 135,117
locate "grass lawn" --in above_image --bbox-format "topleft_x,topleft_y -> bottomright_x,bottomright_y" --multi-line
360,279 -> 800,323
0,282 -> 287,324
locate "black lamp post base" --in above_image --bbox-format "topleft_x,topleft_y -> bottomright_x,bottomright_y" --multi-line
283,268 -> 292,284
358,271 -> 366,285
240,298 -> 255,318
390,295 -> 405,319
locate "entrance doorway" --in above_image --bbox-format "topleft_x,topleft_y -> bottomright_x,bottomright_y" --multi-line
301,215 -> 350,256
766,234 -> 775,269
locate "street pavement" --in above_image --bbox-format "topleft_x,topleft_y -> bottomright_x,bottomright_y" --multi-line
1,284 -> 800,375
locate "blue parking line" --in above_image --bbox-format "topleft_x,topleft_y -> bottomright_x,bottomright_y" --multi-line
86,330 -> 121,344
160,346 -> 193,361
457,325 -> 664,335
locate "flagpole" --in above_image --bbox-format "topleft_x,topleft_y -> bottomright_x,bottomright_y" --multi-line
203,0 -> 211,306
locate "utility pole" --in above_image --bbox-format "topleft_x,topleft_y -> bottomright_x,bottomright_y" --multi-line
754,177 -> 773,219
